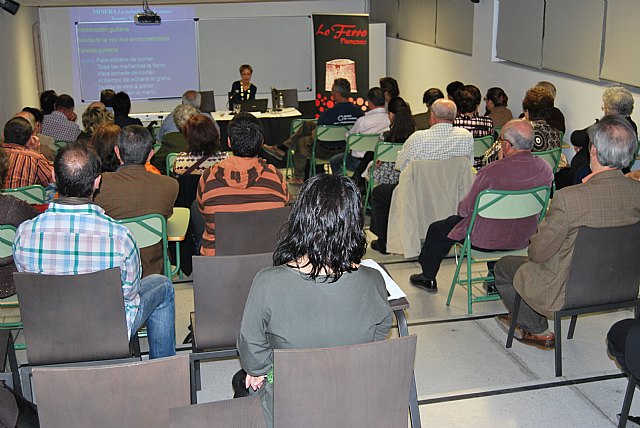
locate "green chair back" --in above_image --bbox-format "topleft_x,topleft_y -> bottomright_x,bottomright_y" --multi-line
153,142 -> 162,154
310,125 -> 350,177
0,185 -> 46,204
118,214 -> 169,277
286,119 -> 317,179
447,186 -> 552,314
0,225 -> 17,259
166,153 -> 178,176
364,141 -> 403,212
532,147 -> 562,174
342,133 -> 380,175
473,135 -> 494,158
54,141 -> 67,154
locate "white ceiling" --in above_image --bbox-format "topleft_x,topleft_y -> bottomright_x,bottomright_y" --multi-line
18,0 -> 291,6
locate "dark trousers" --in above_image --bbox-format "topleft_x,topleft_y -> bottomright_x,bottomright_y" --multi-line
494,256 -> 549,334
418,215 -> 498,280
369,183 -> 397,245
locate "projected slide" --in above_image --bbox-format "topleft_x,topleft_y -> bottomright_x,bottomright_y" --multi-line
75,19 -> 198,101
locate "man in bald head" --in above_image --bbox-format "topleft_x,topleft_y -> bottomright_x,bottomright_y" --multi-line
409,119 -> 553,293
370,98 -> 475,254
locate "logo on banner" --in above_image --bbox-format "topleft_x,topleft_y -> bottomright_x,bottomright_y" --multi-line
315,24 -> 368,45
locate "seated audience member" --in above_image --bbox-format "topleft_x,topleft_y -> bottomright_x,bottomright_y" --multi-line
329,86 -> 390,177
414,88 -> 444,130
21,107 -> 56,161
533,81 -> 565,133
0,146 -> 38,298
90,123 -> 122,173
151,104 -> 198,174
453,89 -> 494,138
409,119 -> 553,293
77,105 -> 114,144
173,114 -> 227,176
13,142 -> 175,359
113,91 -> 143,129
14,110 -> 55,163
484,87 -> 513,128
237,174 -> 392,428
197,112 -> 289,256
39,89 -> 57,115
493,115 -> 640,349
559,87 -> 637,189
369,97 -> 416,186
380,76 -> 400,104
100,88 -> 116,112
157,90 -> 220,143
94,125 -> 178,276
370,99 -> 473,254
1,117 -> 53,189
484,87 -> 561,166
41,94 -> 81,143
284,78 -> 363,183
446,81 -> 465,100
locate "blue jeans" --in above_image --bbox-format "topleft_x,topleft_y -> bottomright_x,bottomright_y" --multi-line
131,274 -> 176,359
329,152 -> 360,176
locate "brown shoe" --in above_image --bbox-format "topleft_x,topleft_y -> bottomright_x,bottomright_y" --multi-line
495,314 -> 524,340
520,332 -> 555,350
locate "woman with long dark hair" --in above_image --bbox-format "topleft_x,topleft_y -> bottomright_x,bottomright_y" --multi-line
371,97 -> 415,185
237,174 -> 392,428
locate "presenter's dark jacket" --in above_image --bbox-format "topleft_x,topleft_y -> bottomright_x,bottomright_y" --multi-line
94,164 -> 179,277
230,81 -> 257,106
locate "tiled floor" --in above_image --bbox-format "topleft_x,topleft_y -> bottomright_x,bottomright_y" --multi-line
4,225 -> 640,427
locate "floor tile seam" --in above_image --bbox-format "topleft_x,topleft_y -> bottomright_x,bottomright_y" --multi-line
566,380 -> 620,426
472,316 -> 540,380
417,372 -> 624,406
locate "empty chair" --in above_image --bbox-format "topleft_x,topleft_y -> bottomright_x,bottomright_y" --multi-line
32,355 -> 190,428
215,206 -> 291,256
189,253 -> 273,402
170,395 -> 266,428
13,268 -> 140,400
273,335 -> 417,428
507,221 -> 640,376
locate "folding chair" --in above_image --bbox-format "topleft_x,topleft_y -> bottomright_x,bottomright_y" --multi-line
341,133 -> 381,176
310,124 -> 350,177
166,152 -> 178,177
32,355 -> 189,428
13,268 -> 141,400
188,253 -> 273,403
273,336 -> 417,428
473,135 -> 495,158
170,395 -> 266,428
446,186 -> 552,314
532,147 -> 563,173
167,207 -> 190,278
507,221 -> 640,377
285,118 -> 316,179
119,213 -> 170,278
364,141 -> 403,213
0,185 -> 46,204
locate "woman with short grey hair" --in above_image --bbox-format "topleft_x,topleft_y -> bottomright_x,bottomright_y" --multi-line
558,87 -> 638,189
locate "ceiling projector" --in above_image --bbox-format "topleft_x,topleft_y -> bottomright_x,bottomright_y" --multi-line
134,13 -> 161,25
134,0 -> 161,25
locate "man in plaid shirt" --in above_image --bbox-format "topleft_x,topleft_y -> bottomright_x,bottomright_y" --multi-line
13,143 -> 175,358
41,94 -> 81,143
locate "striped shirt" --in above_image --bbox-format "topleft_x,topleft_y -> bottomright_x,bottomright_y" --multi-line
453,113 -> 494,138
197,156 -> 289,256
41,111 -> 81,143
2,143 -> 53,189
396,123 -> 474,172
13,201 -> 141,336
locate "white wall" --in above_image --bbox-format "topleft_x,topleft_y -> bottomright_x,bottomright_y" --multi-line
38,1 -> 371,115
0,7 -> 40,125
385,0 -> 640,144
